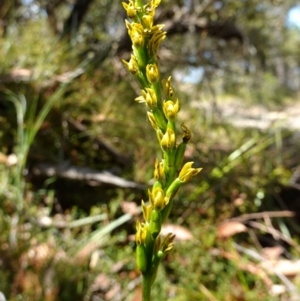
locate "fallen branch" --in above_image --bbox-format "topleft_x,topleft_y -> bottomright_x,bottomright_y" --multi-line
229,211 -> 295,223
32,163 -> 146,189
0,67 -> 85,84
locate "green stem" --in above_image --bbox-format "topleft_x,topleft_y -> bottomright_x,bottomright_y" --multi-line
161,198 -> 174,222
136,0 -> 144,8
142,274 -> 152,301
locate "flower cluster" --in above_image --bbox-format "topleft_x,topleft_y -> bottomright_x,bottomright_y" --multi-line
122,0 -> 201,288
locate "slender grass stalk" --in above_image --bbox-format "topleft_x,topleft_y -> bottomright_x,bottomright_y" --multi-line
3,83 -> 67,216
77,212 -> 135,251
122,1 -> 201,299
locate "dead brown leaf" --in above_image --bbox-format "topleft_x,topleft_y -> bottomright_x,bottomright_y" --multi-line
91,114 -> 107,122
217,221 -> 247,239
262,259 -> 300,277
130,286 -> 142,301
105,283 -> 121,300
121,201 -> 140,215
75,242 -> 98,262
12,270 -> 42,299
24,241 -> 56,270
0,152 -> 7,164
91,273 -> 111,292
161,224 -> 194,241
261,246 -> 284,260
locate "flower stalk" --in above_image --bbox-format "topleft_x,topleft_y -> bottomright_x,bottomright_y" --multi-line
122,0 -> 201,299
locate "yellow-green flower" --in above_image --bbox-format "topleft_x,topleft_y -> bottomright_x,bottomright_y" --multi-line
122,54 -> 139,75
163,99 -> 180,120
142,200 -> 152,222
141,15 -> 154,31
154,158 -> 164,181
160,127 -> 176,151
146,63 -> 160,84
135,88 -> 157,108
144,0 -> 161,17
136,220 -> 147,244
147,111 -> 158,129
148,28 -> 166,57
179,162 -> 202,182
162,76 -> 175,98
122,1 -> 136,18
149,187 -> 167,210
126,20 -> 145,48
161,232 -> 176,253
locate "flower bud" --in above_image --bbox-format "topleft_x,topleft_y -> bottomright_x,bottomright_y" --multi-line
147,111 -> 158,129
149,209 -> 161,238
160,127 -> 175,151
136,244 -> 148,273
142,200 -> 152,222
162,76 -> 175,98
146,63 -> 159,84
157,250 -> 164,258
163,99 -> 179,120
149,187 -> 165,210
154,158 -> 164,181
136,221 -> 147,244
141,15 -> 153,31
